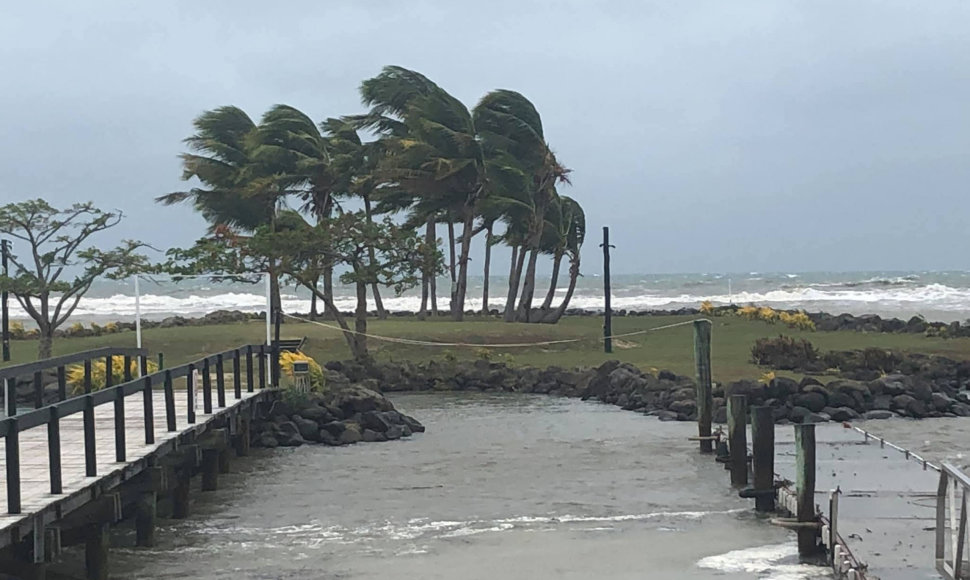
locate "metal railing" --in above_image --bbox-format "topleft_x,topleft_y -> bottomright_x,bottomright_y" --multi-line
1,347 -> 149,414
0,343 -> 270,515
937,463 -> 970,579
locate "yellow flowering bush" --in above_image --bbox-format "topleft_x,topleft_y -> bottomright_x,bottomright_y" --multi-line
103,322 -> 120,334
778,311 -> 816,331
700,301 -> 715,315
66,322 -> 86,337
9,321 -> 26,339
67,355 -> 160,393
757,307 -> 778,323
737,305 -> 759,320
278,350 -> 325,390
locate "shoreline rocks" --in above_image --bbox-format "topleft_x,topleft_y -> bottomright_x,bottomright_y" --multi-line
250,384 -> 425,448
319,355 -> 970,426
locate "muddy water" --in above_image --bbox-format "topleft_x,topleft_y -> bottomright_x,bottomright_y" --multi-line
102,393 -> 832,580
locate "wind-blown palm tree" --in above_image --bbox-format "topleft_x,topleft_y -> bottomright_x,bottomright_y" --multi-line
157,105 -> 290,316
474,90 -> 570,322
540,195 -> 585,323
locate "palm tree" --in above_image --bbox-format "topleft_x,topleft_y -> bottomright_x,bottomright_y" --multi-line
358,66 -> 491,321
540,196 -> 585,323
474,90 -> 570,323
158,106 -> 289,316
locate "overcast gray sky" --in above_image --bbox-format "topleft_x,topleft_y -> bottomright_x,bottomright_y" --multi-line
1,1 -> 968,274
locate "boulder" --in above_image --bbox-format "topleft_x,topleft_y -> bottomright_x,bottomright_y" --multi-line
360,410 -> 393,433
863,410 -> 893,420
321,421 -> 346,437
713,406 -> 727,424
362,429 -> 387,442
297,405 -> 331,422
328,385 -> 393,416
789,406 -> 813,423
256,433 -> 279,448
823,406 -> 860,422
292,415 -> 320,442
385,425 -> 405,440
792,392 -> 827,413
318,429 -> 339,446
804,413 -> 829,424
931,392 -> 954,412
339,422 -> 363,445
668,400 -> 696,417
400,414 -> 426,433
871,395 -> 892,411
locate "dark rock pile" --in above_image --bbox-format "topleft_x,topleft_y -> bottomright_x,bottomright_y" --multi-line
252,384 -> 425,448
319,354 -> 970,425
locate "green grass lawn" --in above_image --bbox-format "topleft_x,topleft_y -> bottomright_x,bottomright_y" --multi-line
5,314 -> 970,384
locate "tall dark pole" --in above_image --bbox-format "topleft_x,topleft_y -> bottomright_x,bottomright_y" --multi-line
1,239 -> 9,362
272,308 -> 282,387
601,226 -> 613,354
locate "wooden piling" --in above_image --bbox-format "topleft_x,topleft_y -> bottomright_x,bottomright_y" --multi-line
751,406 -> 775,512
727,394 -> 748,487
235,414 -> 251,457
134,492 -> 157,548
84,523 -> 109,580
201,449 -> 220,491
218,449 -> 231,474
693,319 -> 713,453
171,473 -> 190,519
795,423 -> 819,558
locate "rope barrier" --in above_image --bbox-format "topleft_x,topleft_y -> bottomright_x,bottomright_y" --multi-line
843,423 -> 941,473
282,312 -> 706,349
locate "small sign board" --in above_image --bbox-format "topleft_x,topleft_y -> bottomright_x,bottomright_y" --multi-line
292,361 -> 310,374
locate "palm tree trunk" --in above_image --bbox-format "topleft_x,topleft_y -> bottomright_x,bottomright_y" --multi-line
354,277 -> 368,359
447,218 -> 457,312
419,217 -> 434,320
503,245 -> 524,322
540,251 -> 563,311
515,248 -> 540,322
541,254 -> 580,324
481,223 -> 493,315
363,196 -> 388,320
430,273 -> 439,316
452,209 -> 476,321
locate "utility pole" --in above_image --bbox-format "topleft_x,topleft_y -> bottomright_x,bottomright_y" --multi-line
1,239 -> 9,362
601,226 -> 614,354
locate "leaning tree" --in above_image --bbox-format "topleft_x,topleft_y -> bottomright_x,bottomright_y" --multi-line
0,199 -> 149,358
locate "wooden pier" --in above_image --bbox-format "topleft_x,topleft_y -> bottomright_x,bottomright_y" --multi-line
0,344 -> 275,579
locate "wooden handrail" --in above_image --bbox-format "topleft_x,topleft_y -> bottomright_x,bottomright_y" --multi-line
0,343 -> 269,514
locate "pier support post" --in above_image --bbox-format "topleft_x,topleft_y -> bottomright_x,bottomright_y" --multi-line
727,394 -> 748,487
172,472 -> 190,519
234,414 -> 251,457
84,523 -> 109,580
795,423 -> 820,559
201,449 -> 220,491
693,319 -> 713,453
751,406 -> 775,512
135,492 -> 157,547
218,449 -> 231,474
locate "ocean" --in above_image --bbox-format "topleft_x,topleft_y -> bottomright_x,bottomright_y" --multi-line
9,270 -> 970,324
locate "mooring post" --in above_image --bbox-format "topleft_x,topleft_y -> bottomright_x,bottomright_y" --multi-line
751,406 -> 775,512
601,226 -> 613,354
795,423 -> 819,558
693,319 -> 713,453
84,523 -> 109,580
727,394 -> 749,486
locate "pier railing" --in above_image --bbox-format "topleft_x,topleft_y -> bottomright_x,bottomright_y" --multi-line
0,343 -> 270,515
1,347 -> 149,414
936,463 -> 970,579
